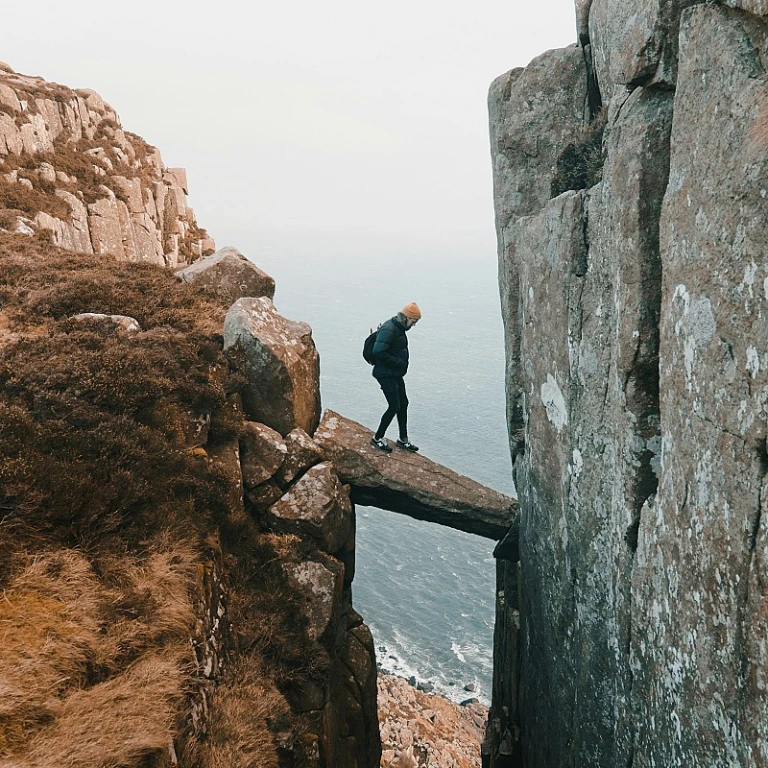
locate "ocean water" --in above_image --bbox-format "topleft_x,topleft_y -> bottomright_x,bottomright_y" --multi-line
233,232 -> 513,705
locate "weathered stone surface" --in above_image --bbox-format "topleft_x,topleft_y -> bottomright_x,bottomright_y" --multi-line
223,297 -> 321,436
500,83 -> 675,766
489,46 -> 586,235
314,410 -> 518,540
630,7 -> 768,766
575,0 -> 593,43
245,478 -> 284,513
205,440 -> 245,522
239,421 -> 287,489
275,427 -> 324,487
72,313 -> 141,334
490,3 -> 768,767
282,559 -> 343,642
340,625 -> 379,767
588,0 -> 700,90
0,67 -> 214,265
723,0 -> 768,13
175,246 -> 276,306
266,462 -> 352,554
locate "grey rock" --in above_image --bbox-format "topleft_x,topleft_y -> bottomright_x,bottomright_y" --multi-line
266,462 -> 352,554
631,6 -> 768,765
175,245 -> 276,306
281,559 -> 342,642
223,297 -> 321,436
274,427 -> 324,487
314,410 -> 518,540
245,479 -> 284,514
72,313 -> 141,334
489,3 -> 768,767
239,421 -> 287,489
588,0 -> 692,91
489,46 -> 587,234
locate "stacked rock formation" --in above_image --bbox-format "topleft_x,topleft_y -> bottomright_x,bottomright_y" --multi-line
180,252 -> 380,768
0,63 -> 214,264
487,2 -> 768,767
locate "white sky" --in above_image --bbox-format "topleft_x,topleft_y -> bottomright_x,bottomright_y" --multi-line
3,0 -> 577,256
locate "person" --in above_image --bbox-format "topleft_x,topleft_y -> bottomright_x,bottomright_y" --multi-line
369,302 -> 421,453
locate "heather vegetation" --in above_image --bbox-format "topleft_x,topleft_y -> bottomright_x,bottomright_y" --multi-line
550,106 -> 608,197
0,233 -> 321,766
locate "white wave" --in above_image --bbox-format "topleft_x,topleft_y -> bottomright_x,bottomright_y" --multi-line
451,642 -> 467,663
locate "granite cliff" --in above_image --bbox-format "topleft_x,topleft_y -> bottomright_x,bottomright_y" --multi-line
0,62 -> 213,264
487,1 -> 768,766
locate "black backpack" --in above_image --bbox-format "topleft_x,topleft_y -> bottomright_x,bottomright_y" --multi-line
363,328 -> 378,365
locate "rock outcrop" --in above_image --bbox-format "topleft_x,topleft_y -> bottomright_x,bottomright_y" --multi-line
488,2 -> 768,767
314,410 -> 518,540
0,65 -> 213,265
175,245 -> 276,306
223,297 -> 322,436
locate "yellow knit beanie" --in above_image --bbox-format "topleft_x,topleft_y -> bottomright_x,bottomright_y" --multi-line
401,302 -> 422,320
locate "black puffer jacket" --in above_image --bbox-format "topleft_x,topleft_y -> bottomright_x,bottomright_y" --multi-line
372,316 -> 409,379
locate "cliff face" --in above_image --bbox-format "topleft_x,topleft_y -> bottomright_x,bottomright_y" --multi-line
489,2 -> 768,766
0,63 -> 214,265
0,68 -> 378,768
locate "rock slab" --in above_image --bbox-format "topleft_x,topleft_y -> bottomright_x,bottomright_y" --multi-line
313,410 -> 518,541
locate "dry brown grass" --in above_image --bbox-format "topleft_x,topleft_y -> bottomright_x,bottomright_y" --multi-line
23,656 -> 185,768
0,174 -> 71,221
182,657 -> 290,768
0,544 -> 197,765
0,233 -> 335,766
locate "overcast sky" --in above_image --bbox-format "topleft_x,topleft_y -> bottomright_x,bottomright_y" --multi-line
3,0 -> 577,256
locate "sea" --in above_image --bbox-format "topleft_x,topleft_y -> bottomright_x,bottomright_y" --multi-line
234,231 -> 514,705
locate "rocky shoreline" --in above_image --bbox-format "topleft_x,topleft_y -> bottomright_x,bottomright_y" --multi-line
377,673 -> 487,768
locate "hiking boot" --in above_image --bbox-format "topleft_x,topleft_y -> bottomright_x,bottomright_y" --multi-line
370,436 -> 392,453
396,439 -> 419,452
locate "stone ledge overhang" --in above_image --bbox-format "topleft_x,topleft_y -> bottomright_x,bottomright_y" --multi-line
314,410 -> 519,542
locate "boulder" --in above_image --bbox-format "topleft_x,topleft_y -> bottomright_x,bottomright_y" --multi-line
223,297 -> 321,436
239,421 -> 287,489
282,559 -> 343,641
175,245 -> 276,306
266,462 -> 352,554
72,313 -> 141,334
274,427 -> 324,487
314,410 -> 518,540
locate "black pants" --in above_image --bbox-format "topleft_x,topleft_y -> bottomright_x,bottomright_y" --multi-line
374,376 -> 408,441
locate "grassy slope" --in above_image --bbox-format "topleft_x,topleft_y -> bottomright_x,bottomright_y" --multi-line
0,232 -> 320,767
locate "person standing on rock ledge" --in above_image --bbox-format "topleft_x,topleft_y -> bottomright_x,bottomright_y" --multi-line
369,303 -> 422,453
